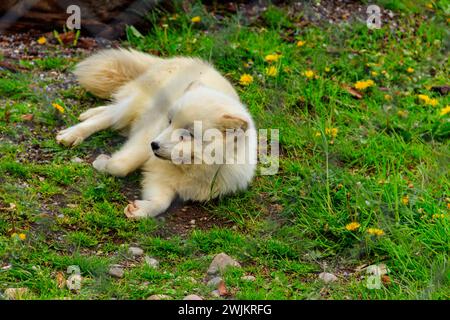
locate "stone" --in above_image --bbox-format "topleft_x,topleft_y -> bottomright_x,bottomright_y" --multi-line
183,294 -> 203,300
108,265 -> 124,278
145,256 -> 159,269
318,272 -> 338,283
207,253 -> 241,275
128,246 -> 144,257
241,275 -> 256,281
207,276 -> 223,288
147,294 -> 171,300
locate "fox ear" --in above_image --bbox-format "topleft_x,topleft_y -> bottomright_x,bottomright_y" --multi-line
220,114 -> 248,131
184,80 -> 204,92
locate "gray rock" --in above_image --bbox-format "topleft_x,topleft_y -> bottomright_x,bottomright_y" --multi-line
71,157 -> 83,163
210,290 -> 221,298
147,294 -> 171,300
241,275 -> 256,281
319,272 -> 338,283
4,288 -> 30,300
145,256 -> 159,269
207,276 -> 223,288
128,246 -> 144,257
183,294 -> 203,300
207,253 -> 241,275
109,265 -> 124,278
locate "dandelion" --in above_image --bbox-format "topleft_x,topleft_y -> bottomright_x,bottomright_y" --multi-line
266,66 -> 278,77
52,103 -> 65,113
427,98 -> 438,106
296,40 -> 306,47
345,222 -> 360,231
418,94 -> 430,102
191,16 -> 201,23
239,74 -> 253,86
367,228 -> 385,236
371,71 -> 378,76
265,54 -> 281,63
37,36 -> 46,45
354,79 -> 375,90
384,94 -> 392,101
18,233 -> 26,240
401,195 -> 409,205
406,67 -> 414,73
324,67 -> 331,72
303,70 -> 314,79
440,105 -> 450,116
325,127 -> 338,138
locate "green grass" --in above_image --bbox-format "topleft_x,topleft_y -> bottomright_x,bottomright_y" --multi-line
0,2 -> 449,300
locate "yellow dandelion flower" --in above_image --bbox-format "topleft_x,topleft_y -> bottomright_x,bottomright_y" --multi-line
18,233 -> 26,240
401,195 -> 409,205
427,98 -> 438,106
447,202 -> 450,209
52,103 -> 65,113
325,127 -> 338,138
324,67 -> 331,72
266,66 -> 278,77
367,228 -> 385,236
440,105 -> 450,116
239,74 -> 253,86
354,79 -> 375,90
191,16 -> 201,23
37,36 -> 46,45
406,67 -> 414,73
265,54 -> 281,63
345,222 -> 361,231
371,71 -> 378,76
384,94 -> 392,101
304,70 -> 314,78
296,40 -> 306,47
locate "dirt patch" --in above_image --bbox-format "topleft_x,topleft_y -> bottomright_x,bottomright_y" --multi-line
155,200 -> 235,238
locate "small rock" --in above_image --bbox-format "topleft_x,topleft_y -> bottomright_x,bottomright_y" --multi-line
147,294 -> 171,300
183,294 -> 203,300
210,290 -> 221,298
71,157 -> 83,163
128,246 -> 144,257
207,276 -> 223,288
108,265 -> 124,278
241,275 -> 256,281
189,219 -> 196,225
145,256 -> 159,269
319,272 -> 338,283
4,288 -> 30,300
207,253 -> 241,275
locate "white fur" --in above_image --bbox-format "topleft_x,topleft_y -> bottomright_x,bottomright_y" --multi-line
57,49 -> 257,219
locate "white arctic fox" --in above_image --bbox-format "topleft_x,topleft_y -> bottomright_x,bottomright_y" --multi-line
56,49 -> 257,219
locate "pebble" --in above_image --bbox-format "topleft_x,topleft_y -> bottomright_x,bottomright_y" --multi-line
145,256 -> 159,269
108,265 -> 124,278
207,276 -> 223,288
241,275 -> 256,281
71,157 -> 83,163
147,294 -> 171,300
128,246 -> 144,257
183,294 -> 203,300
210,290 -> 221,298
207,253 -> 241,275
319,272 -> 338,283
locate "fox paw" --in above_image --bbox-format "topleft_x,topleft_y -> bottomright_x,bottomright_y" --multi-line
92,154 -> 111,172
56,127 -> 84,146
124,200 -> 159,219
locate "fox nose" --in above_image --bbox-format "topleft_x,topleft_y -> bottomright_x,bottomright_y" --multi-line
151,141 -> 160,151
